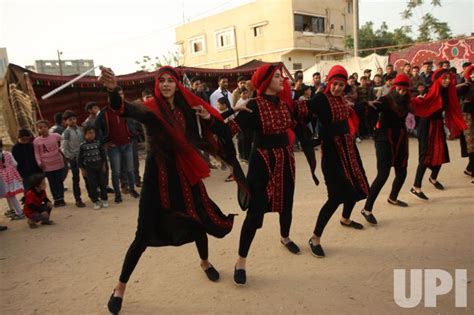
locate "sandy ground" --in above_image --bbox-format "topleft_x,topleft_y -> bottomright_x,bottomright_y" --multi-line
0,138 -> 473,314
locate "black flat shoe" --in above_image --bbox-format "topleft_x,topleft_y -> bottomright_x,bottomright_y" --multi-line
107,290 -> 123,315
464,169 -> 472,177
387,199 -> 408,207
340,220 -> 364,230
410,188 -> 429,200
281,240 -> 300,254
203,266 -> 220,282
361,210 -> 378,225
429,178 -> 445,190
233,267 -> 246,286
308,239 -> 325,258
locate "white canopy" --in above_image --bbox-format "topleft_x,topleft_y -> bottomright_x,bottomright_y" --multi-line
303,53 -> 389,84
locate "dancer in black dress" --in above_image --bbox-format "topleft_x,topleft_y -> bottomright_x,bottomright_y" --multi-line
99,66 -> 248,314
307,65 -> 369,258
457,65 -> 474,183
222,63 -> 318,285
361,74 -> 412,225
410,68 -> 467,199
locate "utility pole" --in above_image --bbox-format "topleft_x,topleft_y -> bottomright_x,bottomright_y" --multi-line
57,50 -> 63,75
233,26 -> 240,67
353,0 -> 359,57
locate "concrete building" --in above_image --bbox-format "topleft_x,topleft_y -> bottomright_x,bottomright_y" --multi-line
0,48 -> 9,77
175,0 -> 353,71
34,59 -> 94,75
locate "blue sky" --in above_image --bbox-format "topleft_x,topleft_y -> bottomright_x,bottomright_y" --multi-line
1,0 -> 472,74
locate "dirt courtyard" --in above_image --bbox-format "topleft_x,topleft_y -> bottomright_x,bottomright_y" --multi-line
1,138 -> 473,314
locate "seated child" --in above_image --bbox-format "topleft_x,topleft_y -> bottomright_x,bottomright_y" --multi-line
23,173 -> 54,228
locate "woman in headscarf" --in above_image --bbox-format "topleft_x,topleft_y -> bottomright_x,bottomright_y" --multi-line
99,66 -> 248,314
410,69 -> 467,199
457,65 -> 474,183
361,74 -> 412,225
220,63 -> 318,285
306,65 -> 369,258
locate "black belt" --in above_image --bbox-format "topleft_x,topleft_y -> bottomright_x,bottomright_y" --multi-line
254,133 -> 289,149
320,121 -> 349,138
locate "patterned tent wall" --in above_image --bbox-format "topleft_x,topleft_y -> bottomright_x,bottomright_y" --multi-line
389,38 -> 474,73
2,61 -> 289,137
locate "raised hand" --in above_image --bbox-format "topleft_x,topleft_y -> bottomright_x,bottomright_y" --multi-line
194,105 -> 211,120
233,99 -> 253,113
98,66 -> 118,90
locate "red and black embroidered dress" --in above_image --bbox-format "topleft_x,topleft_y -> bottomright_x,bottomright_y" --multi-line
226,64 -> 317,217
108,66 -> 248,247
411,69 -> 467,167
306,66 -> 369,201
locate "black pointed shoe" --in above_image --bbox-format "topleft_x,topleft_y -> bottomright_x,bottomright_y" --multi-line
107,290 -> 123,315
233,267 -> 246,286
387,199 -> 408,207
361,210 -> 378,225
410,188 -> 429,200
429,178 -> 445,190
340,220 -> 364,230
203,265 -> 220,282
308,239 -> 325,258
281,240 -> 300,254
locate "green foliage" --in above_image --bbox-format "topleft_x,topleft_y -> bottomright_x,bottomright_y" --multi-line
345,22 -> 414,56
345,0 -> 452,56
401,0 -> 452,41
135,51 -> 180,72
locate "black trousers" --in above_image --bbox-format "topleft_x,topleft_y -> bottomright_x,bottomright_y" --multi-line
414,164 -> 441,188
237,130 -> 253,161
238,209 -> 292,258
364,142 -> 407,211
118,232 -> 209,283
85,165 -> 108,202
313,198 -> 356,237
467,153 -> 474,177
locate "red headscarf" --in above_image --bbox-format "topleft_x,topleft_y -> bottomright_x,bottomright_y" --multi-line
324,65 -> 348,94
251,63 -> 293,112
465,65 -> 474,81
142,66 -> 221,185
411,68 -> 466,137
323,65 -> 359,135
392,73 -> 410,90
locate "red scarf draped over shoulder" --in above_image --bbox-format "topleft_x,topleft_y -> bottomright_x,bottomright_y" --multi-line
411,68 -> 467,137
251,63 -> 295,143
465,65 -> 474,80
323,65 -> 359,135
143,66 -> 223,185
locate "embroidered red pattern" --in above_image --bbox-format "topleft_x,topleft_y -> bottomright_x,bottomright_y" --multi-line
156,157 -> 170,209
344,134 -> 369,195
295,100 -> 309,122
257,97 -> 293,135
177,168 -> 201,223
198,182 -> 233,229
327,94 -> 351,122
271,148 -> 285,213
172,107 -> 187,132
326,94 -> 368,195
228,119 -> 242,136
286,146 -> 296,181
